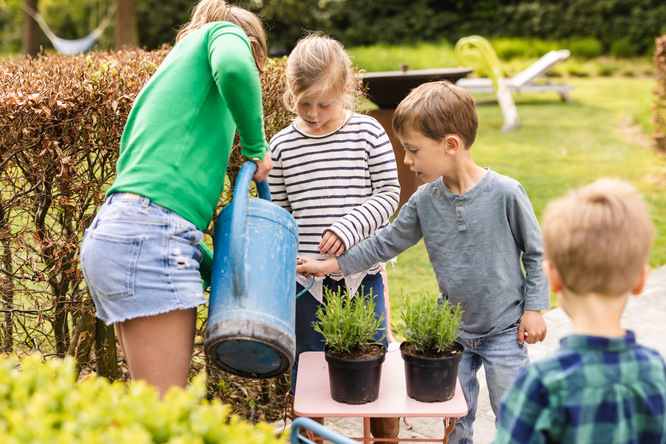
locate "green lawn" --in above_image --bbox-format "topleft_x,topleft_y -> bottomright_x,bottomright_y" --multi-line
385,77 -> 666,311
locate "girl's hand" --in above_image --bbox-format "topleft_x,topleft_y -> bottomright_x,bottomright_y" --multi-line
319,231 -> 345,257
296,257 -> 341,277
519,310 -> 547,345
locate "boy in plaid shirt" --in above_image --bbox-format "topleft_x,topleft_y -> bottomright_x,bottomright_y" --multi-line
495,178 -> 666,443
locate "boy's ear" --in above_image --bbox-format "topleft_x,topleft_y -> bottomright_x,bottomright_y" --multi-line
443,134 -> 463,154
631,264 -> 650,295
542,259 -> 563,293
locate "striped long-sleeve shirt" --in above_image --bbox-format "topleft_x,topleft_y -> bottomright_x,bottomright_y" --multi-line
268,111 -> 400,264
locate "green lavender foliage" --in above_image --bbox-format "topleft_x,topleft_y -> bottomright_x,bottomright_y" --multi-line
313,287 -> 385,356
394,293 -> 464,354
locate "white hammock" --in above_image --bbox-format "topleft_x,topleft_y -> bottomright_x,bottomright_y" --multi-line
23,3 -> 115,55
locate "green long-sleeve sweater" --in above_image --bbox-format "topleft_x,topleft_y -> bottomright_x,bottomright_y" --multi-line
108,21 -> 267,233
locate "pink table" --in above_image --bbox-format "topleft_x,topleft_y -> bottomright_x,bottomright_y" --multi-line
294,350 -> 468,442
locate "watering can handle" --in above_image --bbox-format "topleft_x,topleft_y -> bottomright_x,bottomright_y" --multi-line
230,161 -> 272,298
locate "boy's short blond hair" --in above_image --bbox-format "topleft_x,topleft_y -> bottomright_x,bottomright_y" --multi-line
392,81 -> 478,149
542,178 -> 655,296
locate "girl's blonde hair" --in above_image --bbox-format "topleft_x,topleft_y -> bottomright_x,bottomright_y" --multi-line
284,33 -> 357,113
176,0 -> 267,72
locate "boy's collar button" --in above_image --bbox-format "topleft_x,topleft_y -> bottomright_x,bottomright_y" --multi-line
456,201 -> 462,206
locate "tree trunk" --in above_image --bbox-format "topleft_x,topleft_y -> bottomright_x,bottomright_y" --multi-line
95,319 -> 118,380
115,0 -> 138,49
22,0 -> 41,56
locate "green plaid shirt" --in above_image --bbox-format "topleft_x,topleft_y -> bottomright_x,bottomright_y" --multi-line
495,331 -> 666,444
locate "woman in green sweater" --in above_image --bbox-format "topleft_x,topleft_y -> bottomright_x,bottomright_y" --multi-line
80,0 -> 272,397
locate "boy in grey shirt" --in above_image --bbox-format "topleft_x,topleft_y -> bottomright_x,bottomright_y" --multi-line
297,81 -> 550,443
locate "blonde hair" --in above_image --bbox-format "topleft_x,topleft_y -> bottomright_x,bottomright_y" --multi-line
393,81 -> 478,149
542,178 -> 655,296
176,0 -> 267,72
284,33 -> 356,113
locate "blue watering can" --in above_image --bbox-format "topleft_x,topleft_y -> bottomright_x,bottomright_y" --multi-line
205,162 -> 310,378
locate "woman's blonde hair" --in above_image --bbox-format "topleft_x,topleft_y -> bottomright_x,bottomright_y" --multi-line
176,0 -> 267,72
284,33 -> 357,113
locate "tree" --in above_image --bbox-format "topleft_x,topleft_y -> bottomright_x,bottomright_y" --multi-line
115,0 -> 137,48
22,0 -> 40,55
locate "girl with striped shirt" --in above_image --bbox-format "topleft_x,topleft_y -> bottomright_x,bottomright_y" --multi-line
268,33 -> 401,441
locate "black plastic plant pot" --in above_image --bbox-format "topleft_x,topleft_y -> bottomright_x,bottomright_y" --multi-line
324,346 -> 386,405
400,342 -> 463,403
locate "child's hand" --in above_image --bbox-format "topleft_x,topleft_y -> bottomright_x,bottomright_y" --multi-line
319,231 -> 346,257
519,310 -> 547,345
296,256 -> 341,277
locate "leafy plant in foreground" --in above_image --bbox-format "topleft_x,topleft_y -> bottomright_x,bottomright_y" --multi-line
394,292 -> 463,355
0,353 -> 285,443
313,287 -> 385,357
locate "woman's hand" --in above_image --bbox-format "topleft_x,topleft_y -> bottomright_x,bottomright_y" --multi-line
252,155 -> 273,182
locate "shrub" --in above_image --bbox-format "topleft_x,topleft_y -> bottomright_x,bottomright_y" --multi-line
0,48 -> 368,423
0,354 -> 285,443
653,35 -> 666,152
393,293 -> 463,356
611,38 -> 639,58
313,287 -> 385,357
569,37 -> 603,60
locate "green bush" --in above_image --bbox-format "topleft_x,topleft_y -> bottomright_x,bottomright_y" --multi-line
0,354 -> 285,443
569,37 -> 603,60
654,35 -> 666,152
491,38 -> 560,60
611,38 -> 639,58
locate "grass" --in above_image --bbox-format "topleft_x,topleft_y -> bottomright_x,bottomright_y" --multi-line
349,41 -> 459,72
348,39 -> 655,78
383,77 -> 666,312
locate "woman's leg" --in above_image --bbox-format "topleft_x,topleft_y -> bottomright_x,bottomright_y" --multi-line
116,308 -> 197,398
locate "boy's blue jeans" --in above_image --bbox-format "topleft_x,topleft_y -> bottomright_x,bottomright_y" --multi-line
447,321 -> 529,444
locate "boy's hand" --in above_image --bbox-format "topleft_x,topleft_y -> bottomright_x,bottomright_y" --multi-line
319,231 -> 346,257
296,256 -> 341,277
519,310 -> 547,345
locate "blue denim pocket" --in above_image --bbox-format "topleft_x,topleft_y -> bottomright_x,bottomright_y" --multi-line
81,230 -> 142,299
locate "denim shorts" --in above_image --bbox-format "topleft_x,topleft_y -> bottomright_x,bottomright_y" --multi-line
80,192 -> 207,324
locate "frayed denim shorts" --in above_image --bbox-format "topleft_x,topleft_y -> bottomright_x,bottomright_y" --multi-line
80,192 -> 207,325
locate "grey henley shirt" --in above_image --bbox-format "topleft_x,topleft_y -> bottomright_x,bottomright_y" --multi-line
337,169 -> 550,339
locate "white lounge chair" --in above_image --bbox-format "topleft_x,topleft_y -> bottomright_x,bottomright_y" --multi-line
454,36 -> 574,131
456,49 -> 574,103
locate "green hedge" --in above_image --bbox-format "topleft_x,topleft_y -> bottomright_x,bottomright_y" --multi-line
0,354 -> 285,443
248,0 -> 666,57
3,0 -> 666,57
